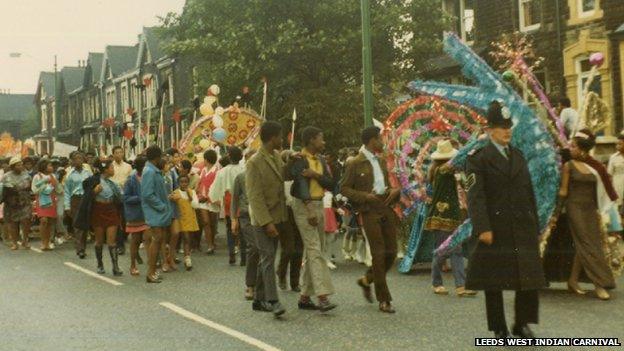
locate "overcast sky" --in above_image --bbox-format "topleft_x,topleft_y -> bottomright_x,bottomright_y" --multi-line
0,0 -> 185,94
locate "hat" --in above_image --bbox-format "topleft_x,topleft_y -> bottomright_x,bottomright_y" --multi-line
486,101 -> 513,129
431,140 -> 458,160
9,156 -> 22,167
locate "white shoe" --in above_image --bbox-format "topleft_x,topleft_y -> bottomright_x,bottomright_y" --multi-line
178,248 -> 184,254
49,243 -> 55,249
326,261 -> 337,270
139,243 -> 145,249
55,238 -> 63,246
184,256 -> 192,270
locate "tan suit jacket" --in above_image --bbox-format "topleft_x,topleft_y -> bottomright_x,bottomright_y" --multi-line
246,146 -> 288,227
340,151 -> 394,213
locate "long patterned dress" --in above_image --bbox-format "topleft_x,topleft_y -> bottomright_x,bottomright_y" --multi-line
2,171 -> 33,222
565,163 -> 616,289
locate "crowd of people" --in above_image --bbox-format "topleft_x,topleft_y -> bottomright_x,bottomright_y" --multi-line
0,100 -> 621,338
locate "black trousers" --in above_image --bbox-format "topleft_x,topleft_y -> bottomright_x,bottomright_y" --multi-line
277,208 -> 303,289
484,290 -> 539,331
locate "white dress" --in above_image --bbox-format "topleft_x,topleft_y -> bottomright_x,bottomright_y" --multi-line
607,152 -> 624,206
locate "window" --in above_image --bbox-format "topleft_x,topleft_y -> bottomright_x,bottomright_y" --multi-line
460,0 -> 475,44
168,73 -> 175,105
519,0 -> 541,32
578,0 -> 596,17
534,69 -> 551,94
576,56 -> 602,107
106,88 -> 116,118
121,84 -> 128,111
41,105 -> 47,132
51,102 -> 56,129
130,80 -> 138,109
442,0 -> 475,44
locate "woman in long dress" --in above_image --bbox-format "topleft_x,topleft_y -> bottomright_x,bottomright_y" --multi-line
559,129 -> 616,300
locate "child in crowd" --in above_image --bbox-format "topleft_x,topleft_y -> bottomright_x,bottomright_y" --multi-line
173,175 -> 200,271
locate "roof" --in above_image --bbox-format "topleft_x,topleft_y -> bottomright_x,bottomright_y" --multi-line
422,45 -> 487,78
87,52 -> 104,84
103,45 -> 139,79
61,66 -> 86,93
143,27 -> 167,63
37,72 -> 56,99
0,94 -> 36,121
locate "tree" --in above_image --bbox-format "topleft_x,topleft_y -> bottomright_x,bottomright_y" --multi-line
20,109 -> 40,139
159,0 -> 448,150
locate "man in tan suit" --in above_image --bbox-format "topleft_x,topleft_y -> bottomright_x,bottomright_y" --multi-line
246,121 -> 288,317
341,126 -> 401,313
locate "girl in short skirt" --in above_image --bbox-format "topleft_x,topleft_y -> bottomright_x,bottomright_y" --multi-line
83,160 -> 123,276
173,175 -> 200,270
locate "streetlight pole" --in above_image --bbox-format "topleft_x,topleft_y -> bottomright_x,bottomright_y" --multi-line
360,0 -> 374,127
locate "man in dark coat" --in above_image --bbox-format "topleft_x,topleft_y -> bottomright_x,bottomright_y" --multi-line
465,101 -> 546,339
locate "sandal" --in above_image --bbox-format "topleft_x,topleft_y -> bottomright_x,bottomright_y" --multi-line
379,302 -> 396,314
432,286 -> 449,295
146,274 -> 161,283
161,264 -> 172,273
130,267 -> 140,276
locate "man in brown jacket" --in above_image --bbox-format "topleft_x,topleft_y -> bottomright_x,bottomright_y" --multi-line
246,121 -> 289,317
341,126 -> 401,313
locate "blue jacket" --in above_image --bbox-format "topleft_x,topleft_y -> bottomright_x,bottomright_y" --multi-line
140,161 -> 173,227
123,171 -> 144,222
288,155 -> 335,201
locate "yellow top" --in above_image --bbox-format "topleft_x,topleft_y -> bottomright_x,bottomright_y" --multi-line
302,148 -> 324,199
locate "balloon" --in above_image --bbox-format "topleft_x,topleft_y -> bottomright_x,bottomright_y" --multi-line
200,103 -> 213,117
215,106 -> 225,116
209,84 -> 220,96
199,139 -> 211,150
212,127 -> 227,142
212,115 -> 224,128
589,52 -> 605,67
502,70 -> 516,82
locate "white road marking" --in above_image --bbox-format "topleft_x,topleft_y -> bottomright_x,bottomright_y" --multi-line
64,262 -> 123,286
30,247 -> 42,253
159,302 -> 280,351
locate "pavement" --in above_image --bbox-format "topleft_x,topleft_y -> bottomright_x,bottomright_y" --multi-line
1,231 -> 623,351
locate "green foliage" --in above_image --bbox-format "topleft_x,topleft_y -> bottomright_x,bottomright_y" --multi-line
159,0 -> 448,150
20,109 -> 40,138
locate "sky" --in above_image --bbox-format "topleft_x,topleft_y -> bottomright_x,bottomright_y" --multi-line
0,0 -> 185,94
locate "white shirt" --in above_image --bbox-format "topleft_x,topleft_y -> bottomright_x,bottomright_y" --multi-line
209,163 -> 245,202
560,107 -> 579,136
608,152 -> 624,205
360,146 -> 386,195
111,160 -> 132,188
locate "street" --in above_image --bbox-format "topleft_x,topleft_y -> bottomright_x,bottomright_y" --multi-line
1,232 -> 623,351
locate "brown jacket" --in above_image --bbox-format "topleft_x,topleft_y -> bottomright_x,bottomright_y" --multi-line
246,146 -> 288,227
340,151 -> 395,212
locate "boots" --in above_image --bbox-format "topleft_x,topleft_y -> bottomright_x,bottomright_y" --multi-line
109,246 -> 123,276
95,246 -> 105,274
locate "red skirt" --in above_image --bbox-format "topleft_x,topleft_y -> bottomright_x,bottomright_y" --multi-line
91,201 -> 121,228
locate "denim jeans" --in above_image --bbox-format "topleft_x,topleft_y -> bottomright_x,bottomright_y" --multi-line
431,230 -> 465,287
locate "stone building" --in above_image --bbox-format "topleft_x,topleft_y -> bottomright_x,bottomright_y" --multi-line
434,0 -> 624,132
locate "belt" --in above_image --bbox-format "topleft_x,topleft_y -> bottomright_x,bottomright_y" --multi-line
95,199 -> 114,204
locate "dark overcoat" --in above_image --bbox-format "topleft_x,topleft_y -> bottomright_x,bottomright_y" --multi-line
464,141 -> 546,291
73,175 -> 100,231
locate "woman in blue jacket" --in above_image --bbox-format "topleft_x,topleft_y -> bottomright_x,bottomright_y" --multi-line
124,156 -> 148,276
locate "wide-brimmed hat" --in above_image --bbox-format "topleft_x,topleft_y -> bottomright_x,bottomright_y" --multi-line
9,156 -> 22,167
431,140 -> 458,160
